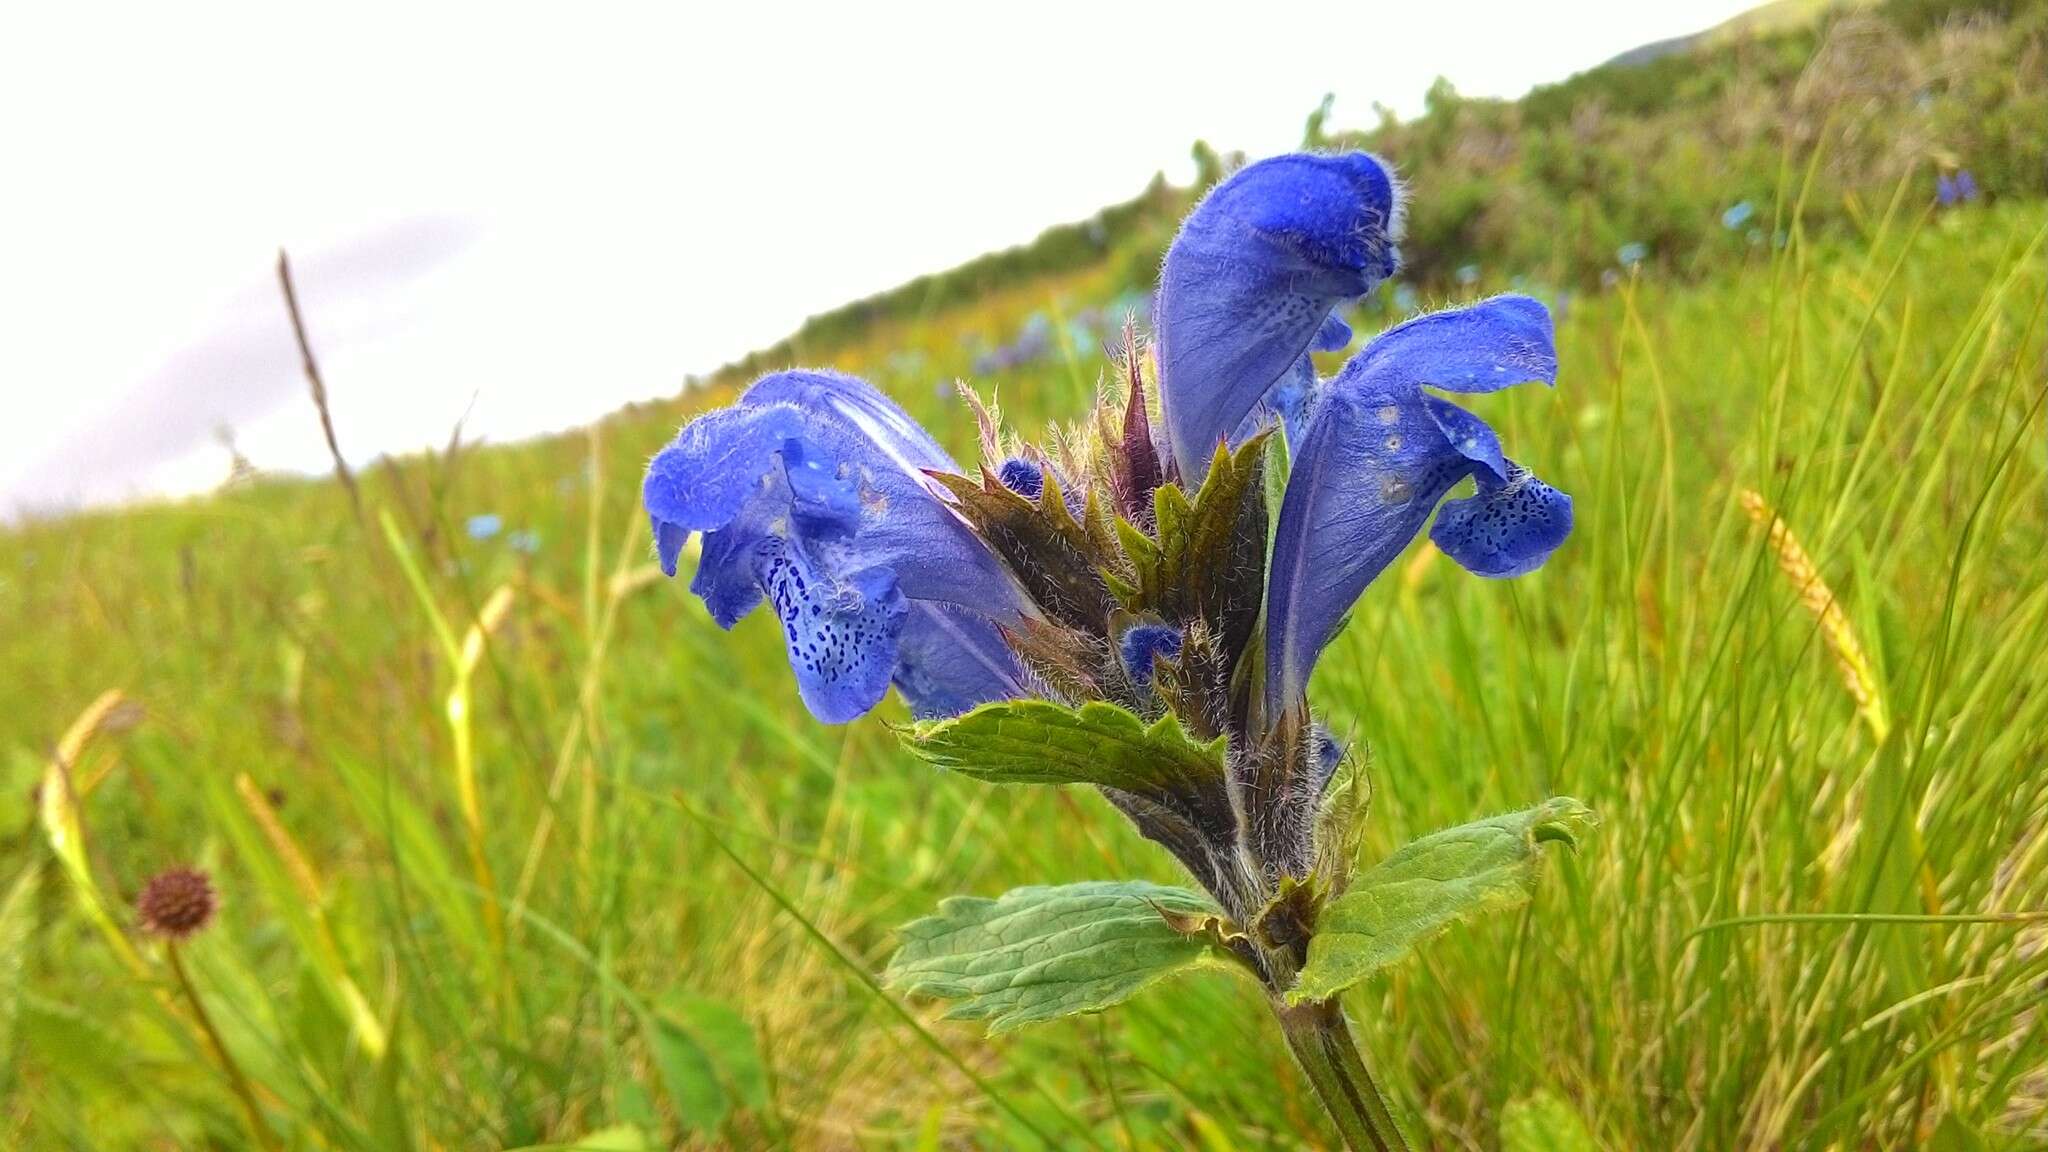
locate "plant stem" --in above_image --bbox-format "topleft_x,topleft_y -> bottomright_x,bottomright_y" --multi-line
1275,998 -> 1412,1152
165,942 -> 280,1152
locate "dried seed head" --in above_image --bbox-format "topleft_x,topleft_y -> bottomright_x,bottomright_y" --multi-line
137,866 -> 218,940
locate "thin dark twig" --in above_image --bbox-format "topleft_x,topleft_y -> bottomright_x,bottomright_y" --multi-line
276,249 -> 363,521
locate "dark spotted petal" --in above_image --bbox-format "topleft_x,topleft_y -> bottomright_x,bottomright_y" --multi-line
1429,461 -> 1572,578
754,540 -> 907,724
643,369 -> 1031,724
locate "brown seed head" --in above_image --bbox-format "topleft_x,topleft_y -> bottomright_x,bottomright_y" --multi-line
137,866 -> 218,940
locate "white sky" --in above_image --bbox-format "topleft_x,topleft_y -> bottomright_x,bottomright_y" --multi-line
0,0 -> 1755,518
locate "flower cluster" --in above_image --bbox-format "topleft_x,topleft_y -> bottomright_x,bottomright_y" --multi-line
1937,169 -> 1980,208
645,151 -> 1571,918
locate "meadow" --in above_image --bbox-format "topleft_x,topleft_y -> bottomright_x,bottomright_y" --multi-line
4,175 -> 2044,1148
7,5 -> 2048,1142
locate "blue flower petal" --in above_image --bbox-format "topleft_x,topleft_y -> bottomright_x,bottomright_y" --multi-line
1313,312 -> 1354,353
1157,152 -> 1402,480
741,371 -> 955,470
1348,294 -> 1556,395
644,370 -> 1031,723
1264,297 -> 1568,711
756,540 -> 907,724
893,602 -> 1025,719
644,403 -> 809,575
1228,312 -> 1360,446
1424,395 -> 1506,480
1429,460 -> 1572,578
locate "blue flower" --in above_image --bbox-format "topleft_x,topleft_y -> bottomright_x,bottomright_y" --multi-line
1721,201 -> 1755,230
1263,295 -> 1571,711
1455,263 -> 1481,286
1392,284 -> 1419,315
1937,170 -> 1980,207
508,529 -> 542,555
1616,242 -> 1647,268
1155,152 -> 1402,480
643,149 -> 1570,740
466,514 -> 502,540
643,370 -> 1030,723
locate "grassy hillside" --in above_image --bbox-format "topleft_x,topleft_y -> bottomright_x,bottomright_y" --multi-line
729,0 -> 2043,383
6,4 -> 2048,1150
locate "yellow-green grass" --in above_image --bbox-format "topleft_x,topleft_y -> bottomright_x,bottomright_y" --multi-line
2,197 -> 2044,1149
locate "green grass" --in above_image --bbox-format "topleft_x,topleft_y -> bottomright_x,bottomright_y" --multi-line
3,191 -> 2045,1149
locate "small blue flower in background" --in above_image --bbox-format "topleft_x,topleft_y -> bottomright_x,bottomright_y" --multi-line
1937,170 -> 1980,208
1616,242 -> 1647,268
508,530 -> 541,555
970,311 -> 1071,375
1456,263 -> 1481,287
643,370 -> 1030,722
1721,201 -> 1755,230
1067,319 -> 1098,355
1392,284 -> 1420,314
466,514 -> 502,541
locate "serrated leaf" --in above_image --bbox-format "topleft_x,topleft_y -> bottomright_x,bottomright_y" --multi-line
1289,798 -> 1596,1003
1499,1090 -> 1599,1152
885,881 -> 1225,1033
904,699 -> 1233,842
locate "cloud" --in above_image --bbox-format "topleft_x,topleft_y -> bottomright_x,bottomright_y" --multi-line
4,216 -> 473,516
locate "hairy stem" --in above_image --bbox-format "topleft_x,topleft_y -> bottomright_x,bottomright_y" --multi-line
1275,998 -> 1411,1152
166,942 -> 280,1152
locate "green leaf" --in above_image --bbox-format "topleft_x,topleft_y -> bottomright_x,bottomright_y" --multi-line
646,1012 -> 726,1135
1289,798 -> 1596,1003
884,881 -> 1227,1034
1499,1090 -> 1599,1152
903,699 -> 1233,841
906,699 -> 1224,791
664,993 -> 768,1112
643,994 -> 766,1138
